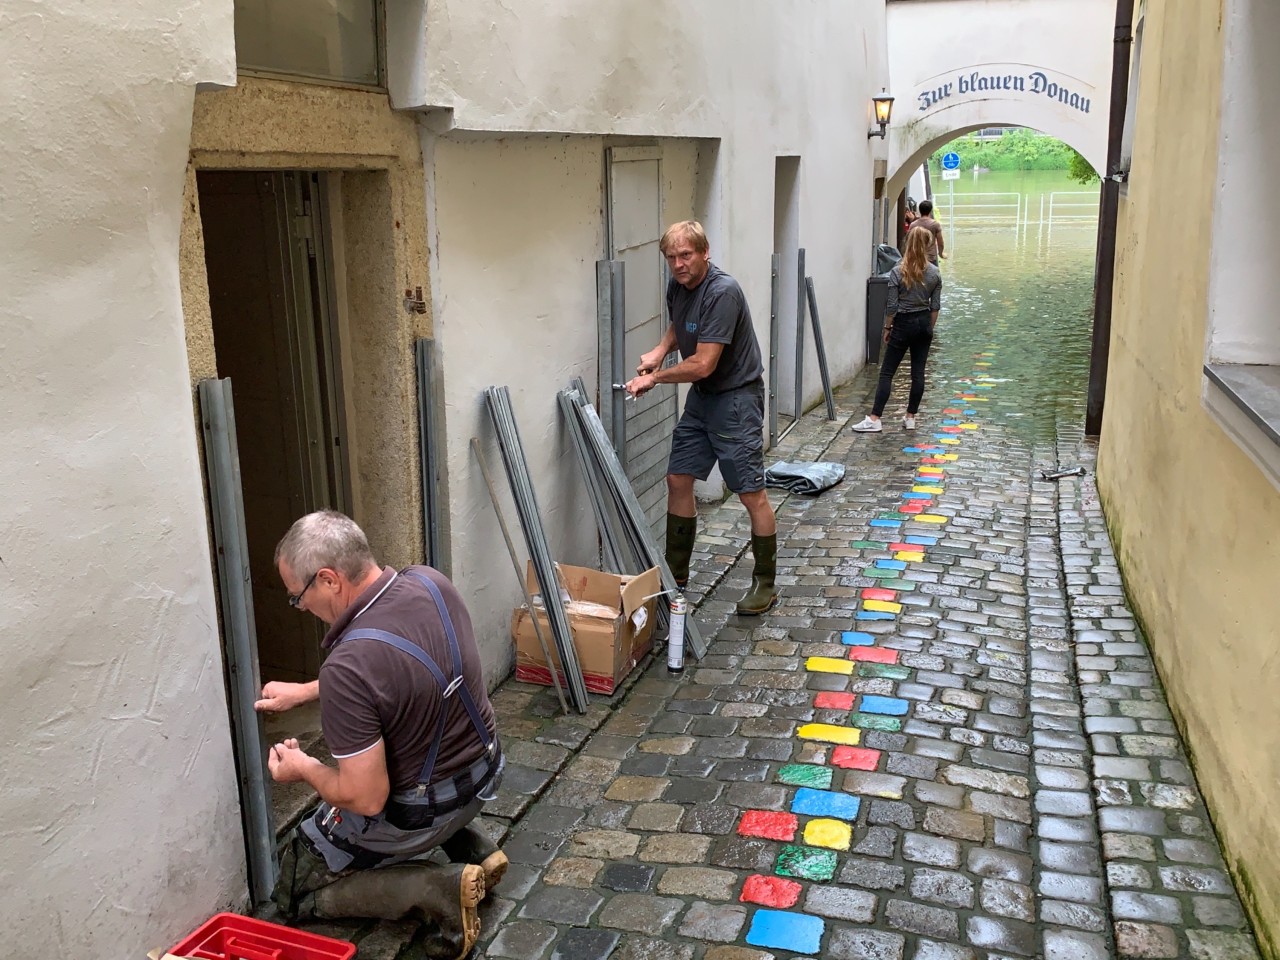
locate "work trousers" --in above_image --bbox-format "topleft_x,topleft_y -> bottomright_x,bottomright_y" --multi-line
873,310 -> 934,416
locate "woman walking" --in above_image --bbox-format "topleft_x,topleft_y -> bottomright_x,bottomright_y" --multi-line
852,226 -> 941,433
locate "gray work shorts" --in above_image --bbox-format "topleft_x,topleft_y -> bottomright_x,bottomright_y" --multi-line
668,380 -> 766,494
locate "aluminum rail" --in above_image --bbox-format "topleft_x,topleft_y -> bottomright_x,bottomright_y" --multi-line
198,377 -> 278,903
805,277 -> 837,420
470,437 -> 569,715
484,386 -> 590,712
563,386 -> 708,660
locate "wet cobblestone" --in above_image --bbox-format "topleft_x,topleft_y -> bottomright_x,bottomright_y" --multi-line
319,284 -> 1264,960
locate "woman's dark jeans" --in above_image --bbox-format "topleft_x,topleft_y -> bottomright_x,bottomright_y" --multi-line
873,310 -> 934,416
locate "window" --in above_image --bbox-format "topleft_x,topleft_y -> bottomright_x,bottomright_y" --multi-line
234,0 -> 382,86
1118,0 -> 1145,175
1202,0 -> 1280,488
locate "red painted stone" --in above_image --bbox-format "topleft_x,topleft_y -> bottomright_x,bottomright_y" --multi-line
898,502 -> 925,514
921,457 -> 948,464
941,426 -> 963,433
738,810 -> 798,841
943,407 -> 963,414
831,745 -> 882,770
740,873 -> 803,907
860,587 -> 898,601
848,646 -> 899,664
814,692 -> 856,710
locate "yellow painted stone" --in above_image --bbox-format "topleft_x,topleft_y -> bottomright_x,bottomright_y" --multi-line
975,362 -> 992,366
863,599 -> 903,613
797,723 -> 862,746
919,467 -> 944,475
913,485 -> 944,494
938,454 -> 959,461
915,514 -> 949,524
805,656 -> 854,675
959,423 -> 979,430
967,397 -> 991,402
940,438 -> 960,445
894,551 -> 925,562
804,818 -> 853,850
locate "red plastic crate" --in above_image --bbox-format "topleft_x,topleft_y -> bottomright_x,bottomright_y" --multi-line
168,913 -> 356,960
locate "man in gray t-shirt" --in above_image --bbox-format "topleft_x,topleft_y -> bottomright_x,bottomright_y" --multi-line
625,220 -> 777,616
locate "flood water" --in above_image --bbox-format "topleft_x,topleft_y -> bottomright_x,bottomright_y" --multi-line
923,168 -> 1100,442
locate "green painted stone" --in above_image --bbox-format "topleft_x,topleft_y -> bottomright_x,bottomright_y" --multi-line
859,663 -> 911,680
775,844 -> 838,881
880,578 -> 916,590
852,712 -> 903,732
864,568 -> 899,579
849,540 -> 885,549
777,764 -> 834,789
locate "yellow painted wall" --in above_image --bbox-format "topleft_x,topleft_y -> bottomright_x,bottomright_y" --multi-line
1098,0 -> 1280,951
181,77 -> 431,569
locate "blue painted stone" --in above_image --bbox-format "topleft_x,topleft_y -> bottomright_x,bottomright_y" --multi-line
875,559 -> 907,570
942,419 -> 962,426
902,446 -> 924,453
791,787 -> 861,820
859,695 -> 910,716
855,610 -> 896,621
933,434 -> 954,440
902,492 -> 932,500
869,519 -> 901,528
905,535 -> 937,545
841,631 -> 875,646
745,909 -> 825,955
963,409 -> 977,415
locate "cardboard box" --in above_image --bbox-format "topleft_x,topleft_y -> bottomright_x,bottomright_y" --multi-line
512,562 -> 660,695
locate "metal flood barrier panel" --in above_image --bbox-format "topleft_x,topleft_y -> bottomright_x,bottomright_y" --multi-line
597,258 -> 678,542
198,377 -> 279,904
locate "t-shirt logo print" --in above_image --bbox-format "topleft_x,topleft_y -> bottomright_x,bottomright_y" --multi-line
685,321 -> 698,333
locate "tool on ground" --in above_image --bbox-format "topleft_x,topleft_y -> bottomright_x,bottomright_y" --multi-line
559,380 -> 708,660
485,386 -> 590,713
1041,465 -> 1087,480
667,595 -> 688,674
471,437 -> 569,714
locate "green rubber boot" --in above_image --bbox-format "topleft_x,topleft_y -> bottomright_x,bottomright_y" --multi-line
665,512 -> 698,587
736,533 -> 779,616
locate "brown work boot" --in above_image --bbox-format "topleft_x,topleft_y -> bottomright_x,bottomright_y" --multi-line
441,823 -> 509,890
736,533 -> 779,616
306,861 -> 485,959
665,512 -> 697,587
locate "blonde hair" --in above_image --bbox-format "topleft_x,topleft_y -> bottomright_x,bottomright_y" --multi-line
660,220 -> 709,255
899,226 -> 934,290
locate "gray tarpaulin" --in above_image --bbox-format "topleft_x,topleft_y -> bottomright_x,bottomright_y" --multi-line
764,460 -> 846,496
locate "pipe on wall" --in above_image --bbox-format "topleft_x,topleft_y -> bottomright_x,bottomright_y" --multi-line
1085,0 -> 1136,437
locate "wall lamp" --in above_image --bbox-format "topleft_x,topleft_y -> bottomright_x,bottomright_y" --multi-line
868,93 -> 895,139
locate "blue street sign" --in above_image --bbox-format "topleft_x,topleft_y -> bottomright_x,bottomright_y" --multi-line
941,152 -> 961,170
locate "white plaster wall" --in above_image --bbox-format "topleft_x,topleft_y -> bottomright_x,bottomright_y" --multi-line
408,3 -> 888,646
0,0 -> 242,955
1206,0 -> 1280,365
429,135 -> 608,681
886,0 -> 1113,196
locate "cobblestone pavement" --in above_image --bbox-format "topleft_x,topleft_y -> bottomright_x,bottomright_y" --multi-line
310,295 -> 1265,959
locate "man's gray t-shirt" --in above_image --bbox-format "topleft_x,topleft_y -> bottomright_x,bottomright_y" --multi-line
667,264 -> 764,394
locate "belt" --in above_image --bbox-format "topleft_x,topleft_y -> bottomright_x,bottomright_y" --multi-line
383,739 -> 503,831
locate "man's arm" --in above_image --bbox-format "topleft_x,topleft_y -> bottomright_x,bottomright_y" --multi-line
268,737 -> 391,817
933,222 -> 945,258
637,325 -> 679,375
255,680 -> 320,713
626,342 -> 724,397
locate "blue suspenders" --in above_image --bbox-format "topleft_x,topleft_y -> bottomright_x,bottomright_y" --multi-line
336,570 -> 494,796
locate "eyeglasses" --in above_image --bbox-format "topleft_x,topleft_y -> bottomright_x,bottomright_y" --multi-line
288,570 -> 320,609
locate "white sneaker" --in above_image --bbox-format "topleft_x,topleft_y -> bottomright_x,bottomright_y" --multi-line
904,415 -> 916,430
851,416 -> 882,433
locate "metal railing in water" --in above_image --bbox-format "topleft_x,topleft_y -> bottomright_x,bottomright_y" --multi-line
932,187 -> 1100,253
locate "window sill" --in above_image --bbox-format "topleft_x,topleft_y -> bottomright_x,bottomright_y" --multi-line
1203,363 -> 1280,492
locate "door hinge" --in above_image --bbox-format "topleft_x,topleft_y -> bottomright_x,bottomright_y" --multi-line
295,201 -> 315,256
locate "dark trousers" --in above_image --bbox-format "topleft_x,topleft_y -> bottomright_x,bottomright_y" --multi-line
873,310 -> 934,416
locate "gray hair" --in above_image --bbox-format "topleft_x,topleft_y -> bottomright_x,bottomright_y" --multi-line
274,510 -> 378,581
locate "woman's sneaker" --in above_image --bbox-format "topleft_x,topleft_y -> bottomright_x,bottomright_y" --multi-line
904,415 -> 916,430
851,416 -> 882,433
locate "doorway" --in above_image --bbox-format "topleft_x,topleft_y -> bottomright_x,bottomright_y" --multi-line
772,157 -> 801,439
197,170 -> 351,686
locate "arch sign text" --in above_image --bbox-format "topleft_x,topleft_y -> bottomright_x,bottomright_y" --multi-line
916,64 -> 1094,115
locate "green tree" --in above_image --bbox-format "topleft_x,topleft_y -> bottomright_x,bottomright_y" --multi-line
1067,148 -> 1100,184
